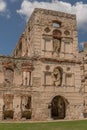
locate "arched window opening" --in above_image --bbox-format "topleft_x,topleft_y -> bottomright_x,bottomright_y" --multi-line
21,96 -> 32,119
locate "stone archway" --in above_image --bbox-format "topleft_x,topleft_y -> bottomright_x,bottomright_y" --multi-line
51,96 -> 66,119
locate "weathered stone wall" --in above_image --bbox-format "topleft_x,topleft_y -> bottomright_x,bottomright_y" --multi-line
13,8 -> 79,60
0,8 -> 86,121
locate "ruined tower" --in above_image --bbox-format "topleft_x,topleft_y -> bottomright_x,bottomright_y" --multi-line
0,8 -> 86,121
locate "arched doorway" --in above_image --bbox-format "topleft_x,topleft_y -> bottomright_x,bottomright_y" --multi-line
51,96 -> 66,119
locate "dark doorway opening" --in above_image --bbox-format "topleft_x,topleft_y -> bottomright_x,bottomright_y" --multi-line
51,96 -> 66,119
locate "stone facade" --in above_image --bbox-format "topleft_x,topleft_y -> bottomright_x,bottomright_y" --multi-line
0,8 -> 87,121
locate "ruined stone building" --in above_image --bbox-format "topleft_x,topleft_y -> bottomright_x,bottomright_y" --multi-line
0,8 -> 87,121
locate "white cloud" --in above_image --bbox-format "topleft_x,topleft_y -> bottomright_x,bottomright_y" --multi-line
17,0 -> 87,31
79,42 -> 84,49
0,0 -> 11,18
0,0 -> 7,12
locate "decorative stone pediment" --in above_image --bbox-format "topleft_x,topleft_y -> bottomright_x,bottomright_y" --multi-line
22,62 -> 34,72
2,61 -> 15,71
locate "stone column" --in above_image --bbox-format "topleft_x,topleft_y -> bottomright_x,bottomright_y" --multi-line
47,104 -> 52,120
13,95 -> 21,121
0,97 -> 4,120
65,104 -> 70,119
60,38 -> 65,58
63,72 -> 66,87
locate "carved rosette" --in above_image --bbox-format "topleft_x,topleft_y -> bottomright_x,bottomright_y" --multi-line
64,30 -> 70,36
44,27 -> 50,33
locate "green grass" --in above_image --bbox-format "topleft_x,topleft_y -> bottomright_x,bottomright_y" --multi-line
0,120 -> 87,130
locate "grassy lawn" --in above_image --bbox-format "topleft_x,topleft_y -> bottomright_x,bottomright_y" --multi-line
0,120 -> 87,130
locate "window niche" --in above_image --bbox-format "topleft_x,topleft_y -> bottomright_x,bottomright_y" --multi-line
43,36 -> 53,52
52,30 -> 61,55
2,61 -> 14,87
53,38 -> 61,55
3,94 -> 14,119
44,72 -> 52,86
52,67 -> 63,86
21,96 -> 31,119
64,38 -> 73,54
64,42 -> 71,54
22,71 -> 31,86
22,63 -> 34,86
21,96 -> 31,111
4,68 -> 14,87
65,73 -> 74,87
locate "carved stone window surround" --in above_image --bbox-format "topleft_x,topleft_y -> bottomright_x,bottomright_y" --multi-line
65,73 -> 75,87
52,67 -> 62,86
43,36 -> 53,52
22,63 -> 34,86
44,71 -> 52,86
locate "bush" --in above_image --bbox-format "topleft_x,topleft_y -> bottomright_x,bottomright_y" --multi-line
3,110 -> 14,119
21,110 -> 32,119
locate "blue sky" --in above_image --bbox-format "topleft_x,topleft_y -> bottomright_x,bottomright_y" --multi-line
0,0 -> 87,55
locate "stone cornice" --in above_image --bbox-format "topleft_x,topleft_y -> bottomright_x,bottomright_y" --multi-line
34,8 -> 76,20
39,57 -> 81,64
22,62 -> 34,72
